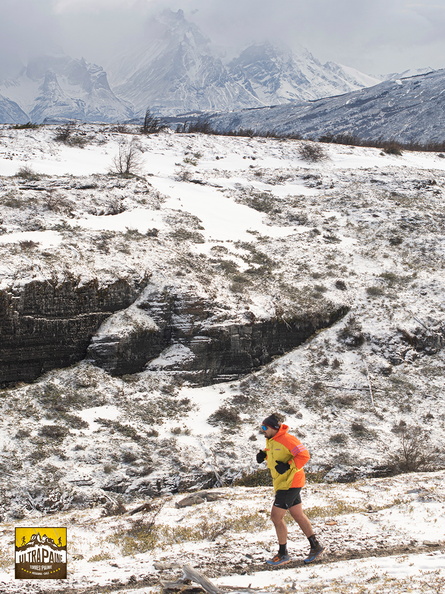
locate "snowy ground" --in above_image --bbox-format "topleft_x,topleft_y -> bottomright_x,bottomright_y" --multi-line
0,124 -> 444,591
1,471 -> 444,593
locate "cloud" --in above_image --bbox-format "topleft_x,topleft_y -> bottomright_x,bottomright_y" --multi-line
0,0 -> 60,78
133,0 -> 445,72
1,0 -> 444,80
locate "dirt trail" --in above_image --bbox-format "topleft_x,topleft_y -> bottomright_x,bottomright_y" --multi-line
252,539 -> 444,571
5,540 -> 441,594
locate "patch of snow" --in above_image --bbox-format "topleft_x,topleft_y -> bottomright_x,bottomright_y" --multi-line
0,230 -> 62,247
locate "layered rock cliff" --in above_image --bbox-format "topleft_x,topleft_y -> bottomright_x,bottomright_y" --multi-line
1,272 -> 348,388
87,286 -> 350,384
0,276 -> 146,386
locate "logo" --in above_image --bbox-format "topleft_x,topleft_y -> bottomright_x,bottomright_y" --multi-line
15,528 -> 67,579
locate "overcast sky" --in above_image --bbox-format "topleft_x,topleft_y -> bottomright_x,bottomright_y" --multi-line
1,0 -> 445,79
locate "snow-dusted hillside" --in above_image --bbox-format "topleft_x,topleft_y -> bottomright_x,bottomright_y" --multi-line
204,68 -> 445,144
0,124 -> 444,591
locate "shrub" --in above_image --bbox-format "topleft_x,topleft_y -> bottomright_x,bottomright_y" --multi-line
389,235 -> 403,246
382,142 -> 403,156
298,142 -> 328,162
233,468 -> 271,487
337,317 -> 365,348
39,425 -> 70,440
177,119 -> 214,134
245,192 -> 275,213
54,123 -> 88,147
168,228 -> 205,243
333,394 -> 356,407
19,240 -> 38,251
329,433 -> 348,444
15,166 -> 41,181
141,109 -> 165,134
388,424 -> 441,473
122,451 -> 138,463
366,286 -> 385,297
208,407 -> 241,426
335,280 -> 347,290
351,421 -> 365,432
111,139 -> 143,177
12,122 -> 39,129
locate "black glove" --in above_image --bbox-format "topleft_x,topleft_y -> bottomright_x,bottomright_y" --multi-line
275,461 -> 290,474
256,450 -> 267,464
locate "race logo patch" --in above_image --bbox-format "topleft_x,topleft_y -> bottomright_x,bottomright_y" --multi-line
15,527 -> 67,579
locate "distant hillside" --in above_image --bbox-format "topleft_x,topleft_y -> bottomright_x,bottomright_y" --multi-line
0,94 -> 28,124
202,69 -> 445,144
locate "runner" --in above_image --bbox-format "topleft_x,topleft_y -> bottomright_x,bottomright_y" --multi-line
256,413 -> 324,565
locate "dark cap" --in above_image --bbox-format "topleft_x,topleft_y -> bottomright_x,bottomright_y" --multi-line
262,414 -> 281,430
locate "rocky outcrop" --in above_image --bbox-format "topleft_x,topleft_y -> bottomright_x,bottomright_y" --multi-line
183,310 -> 350,384
1,276 -> 349,388
87,287 -> 349,384
86,304 -> 164,376
0,277 -> 146,386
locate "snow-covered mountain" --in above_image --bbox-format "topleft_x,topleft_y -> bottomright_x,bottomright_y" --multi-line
382,67 -> 435,81
1,9 -> 433,125
110,9 -> 378,116
0,94 -> 28,124
203,68 -> 445,144
228,42 -> 380,105
110,9 -> 259,116
0,55 -> 133,124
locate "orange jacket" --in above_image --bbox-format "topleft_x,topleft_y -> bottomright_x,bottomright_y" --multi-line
265,424 -> 310,491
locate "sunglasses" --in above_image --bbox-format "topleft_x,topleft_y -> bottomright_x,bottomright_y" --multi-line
261,425 -> 268,431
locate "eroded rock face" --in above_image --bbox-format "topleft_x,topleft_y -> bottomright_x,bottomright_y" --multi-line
0,277 -> 146,386
87,287 -> 350,384
1,276 -> 349,387
185,310 -> 350,384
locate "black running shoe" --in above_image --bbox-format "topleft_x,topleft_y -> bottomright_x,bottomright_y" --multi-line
304,543 -> 325,564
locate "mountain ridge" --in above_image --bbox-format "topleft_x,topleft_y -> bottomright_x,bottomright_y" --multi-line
0,55 -> 133,124
201,68 -> 445,144
111,9 -> 379,116
0,9 -> 381,123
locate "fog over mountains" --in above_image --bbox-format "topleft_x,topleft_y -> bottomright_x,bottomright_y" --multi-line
0,9 -> 381,124
109,9 -> 379,116
0,8 -> 441,145
0,55 -> 133,125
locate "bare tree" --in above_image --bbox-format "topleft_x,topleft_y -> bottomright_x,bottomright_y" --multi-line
141,109 -> 164,134
111,138 -> 143,176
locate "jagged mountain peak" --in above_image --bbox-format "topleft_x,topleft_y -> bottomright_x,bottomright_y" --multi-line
110,11 -> 376,116
0,54 -> 133,123
152,7 -> 209,47
228,40 -> 371,105
109,8 -> 212,88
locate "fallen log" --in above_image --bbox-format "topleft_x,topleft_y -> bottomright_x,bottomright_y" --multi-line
160,564 -> 260,594
161,564 -> 222,593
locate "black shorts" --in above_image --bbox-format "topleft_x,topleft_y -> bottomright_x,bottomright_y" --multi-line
273,488 -> 302,510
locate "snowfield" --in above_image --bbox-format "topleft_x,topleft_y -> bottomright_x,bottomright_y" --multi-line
0,124 -> 444,592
